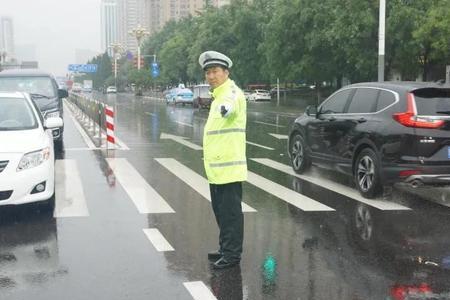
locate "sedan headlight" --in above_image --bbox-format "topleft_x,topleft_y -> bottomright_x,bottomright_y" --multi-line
17,148 -> 51,172
45,110 -> 60,119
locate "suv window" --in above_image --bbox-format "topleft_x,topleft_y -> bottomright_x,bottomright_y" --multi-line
347,88 -> 379,113
320,89 -> 352,114
376,90 -> 396,111
0,76 -> 56,98
413,88 -> 450,115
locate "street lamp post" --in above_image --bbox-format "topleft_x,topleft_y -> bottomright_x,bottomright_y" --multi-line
129,25 -> 149,70
0,51 -> 7,71
378,0 -> 386,82
108,43 -> 123,88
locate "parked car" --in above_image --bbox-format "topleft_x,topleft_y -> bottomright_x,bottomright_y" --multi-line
71,82 -> 82,93
0,69 -> 68,147
0,92 -> 63,209
288,81 -> 450,198
243,90 -> 252,101
192,84 -> 212,109
166,84 -> 194,106
249,89 -> 271,101
106,86 -> 117,93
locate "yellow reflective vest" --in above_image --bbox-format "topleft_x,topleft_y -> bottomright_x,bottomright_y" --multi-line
203,79 -> 247,184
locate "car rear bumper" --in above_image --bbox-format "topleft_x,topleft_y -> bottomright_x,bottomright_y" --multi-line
382,163 -> 450,186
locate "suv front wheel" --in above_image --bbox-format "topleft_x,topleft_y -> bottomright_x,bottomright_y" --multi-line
290,134 -> 311,173
354,148 -> 382,198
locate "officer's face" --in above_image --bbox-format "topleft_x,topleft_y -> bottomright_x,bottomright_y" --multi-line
205,66 -> 229,89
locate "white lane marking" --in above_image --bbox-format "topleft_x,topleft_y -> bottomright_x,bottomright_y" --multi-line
64,101 -> 96,149
174,121 -> 194,127
155,158 -> 257,213
106,158 -> 175,214
160,132 -> 203,150
247,171 -> 335,212
183,282 -> 217,300
254,121 -> 285,128
145,112 -> 157,117
251,158 -> 411,211
246,141 -> 275,151
269,133 -> 288,140
143,228 -> 174,252
54,160 -> 89,217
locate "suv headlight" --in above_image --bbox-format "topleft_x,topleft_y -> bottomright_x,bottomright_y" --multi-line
17,148 -> 51,171
45,110 -> 60,119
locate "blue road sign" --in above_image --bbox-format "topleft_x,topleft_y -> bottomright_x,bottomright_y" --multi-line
151,62 -> 160,78
68,64 -> 98,73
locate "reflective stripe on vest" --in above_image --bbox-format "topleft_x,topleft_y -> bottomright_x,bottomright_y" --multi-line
206,128 -> 245,135
209,160 -> 247,168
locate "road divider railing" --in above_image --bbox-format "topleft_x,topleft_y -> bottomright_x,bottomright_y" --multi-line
67,92 -> 115,149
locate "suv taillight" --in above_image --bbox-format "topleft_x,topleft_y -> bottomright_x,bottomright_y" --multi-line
393,93 -> 444,129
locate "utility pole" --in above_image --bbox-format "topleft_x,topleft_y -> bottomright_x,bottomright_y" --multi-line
378,0 -> 386,82
129,25 -> 149,70
108,43 -> 123,88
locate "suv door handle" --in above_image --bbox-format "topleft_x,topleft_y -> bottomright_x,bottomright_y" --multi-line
328,117 -> 336,122
357,118 -> 367,123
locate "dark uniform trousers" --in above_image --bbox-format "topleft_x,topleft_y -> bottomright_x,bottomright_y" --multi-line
209,181 -> 243,262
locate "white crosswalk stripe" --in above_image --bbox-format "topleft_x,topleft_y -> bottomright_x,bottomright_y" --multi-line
247,171 -> 335,211
155,158 -> 257,213
246,141 -> 275,150
251,158 -> 411,211
254,121 -> 285,128
143,228 -> 174,252
183,282 -> 217,300
106,158 -> 175,214
269,133 -> 288,140
54,159 -> 89,217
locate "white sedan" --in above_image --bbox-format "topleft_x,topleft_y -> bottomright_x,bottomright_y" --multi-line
106,86 -> 117,93
249,89 -> 271,101
0,92 -> 63,209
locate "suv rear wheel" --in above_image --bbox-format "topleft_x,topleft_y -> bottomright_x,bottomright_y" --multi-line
290,134 -> 311,173
354,148 -> 382,198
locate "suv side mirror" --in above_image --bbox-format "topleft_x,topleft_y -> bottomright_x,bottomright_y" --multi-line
58,89 -> 69,99
44,117 -> 64,129
305,105 -> 318,117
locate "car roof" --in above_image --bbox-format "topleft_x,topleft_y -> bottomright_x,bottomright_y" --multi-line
0,68 -> 54,77
348,81 -> 450,93
0,91 -> 26,98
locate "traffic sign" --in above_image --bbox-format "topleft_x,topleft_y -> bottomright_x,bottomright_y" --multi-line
68,64 -> 98,73
151,62 -> 160,78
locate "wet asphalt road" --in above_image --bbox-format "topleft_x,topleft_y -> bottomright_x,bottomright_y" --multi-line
1,92 -> 450,300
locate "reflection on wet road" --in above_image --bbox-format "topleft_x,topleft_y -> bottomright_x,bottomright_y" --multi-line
1,93 -> 450,300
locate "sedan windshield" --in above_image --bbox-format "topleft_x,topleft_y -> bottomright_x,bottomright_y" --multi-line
0,98 -> 37,131
0,76 -> 56,98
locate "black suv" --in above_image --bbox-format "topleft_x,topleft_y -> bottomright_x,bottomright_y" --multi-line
288,82 -> 450,198
0,69 -> 68,147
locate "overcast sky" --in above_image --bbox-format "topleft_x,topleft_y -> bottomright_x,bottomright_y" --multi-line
1,0 -> 101,76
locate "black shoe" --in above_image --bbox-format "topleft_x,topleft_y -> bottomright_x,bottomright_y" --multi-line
208,251 -> 223,262
212,257 -> 240,269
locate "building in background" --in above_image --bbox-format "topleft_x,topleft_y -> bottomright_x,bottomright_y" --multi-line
116,0 -> 149,53
0,16 -> 15,61
110,0 -> 231,54
101,0 -> 119,56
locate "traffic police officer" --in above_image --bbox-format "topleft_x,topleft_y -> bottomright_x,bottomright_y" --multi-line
199,51 -> 247,269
